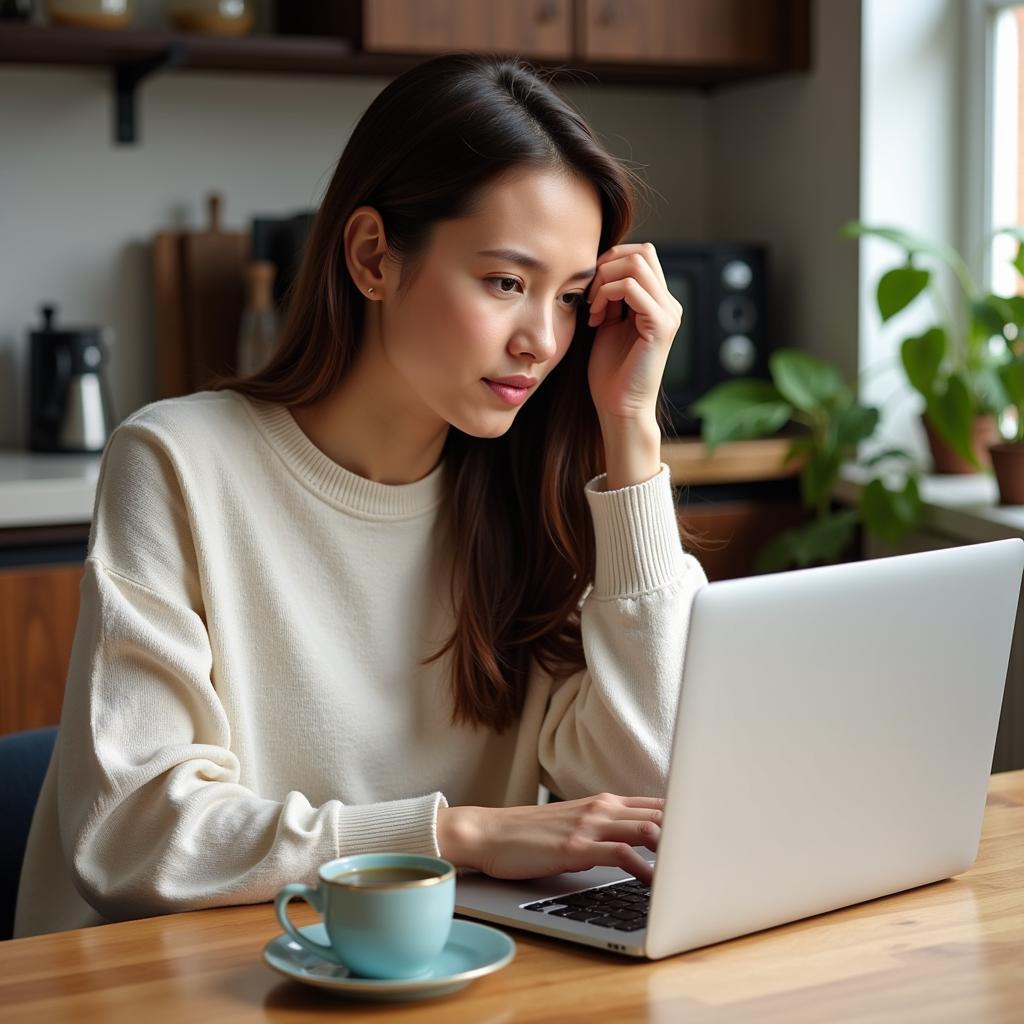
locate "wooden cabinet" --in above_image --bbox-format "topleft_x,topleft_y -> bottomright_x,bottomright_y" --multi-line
577,0 -> 807,69
358,0 -> 810,75
0,564 -> 82,735
679,498 -> 809,581
364,0 -> 573,58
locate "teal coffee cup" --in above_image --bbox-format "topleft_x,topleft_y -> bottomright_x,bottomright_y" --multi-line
274,852 -> 456,979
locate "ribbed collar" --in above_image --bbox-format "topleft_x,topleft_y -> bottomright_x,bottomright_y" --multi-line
236,392 -> 446,519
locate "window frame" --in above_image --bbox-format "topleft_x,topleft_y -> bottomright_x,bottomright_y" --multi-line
965,0 -> 1023,292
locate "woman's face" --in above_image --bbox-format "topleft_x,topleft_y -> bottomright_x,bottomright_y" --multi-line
377,168 -> 604,438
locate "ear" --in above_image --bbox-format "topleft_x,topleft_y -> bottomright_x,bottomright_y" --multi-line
344,205 -> 388,297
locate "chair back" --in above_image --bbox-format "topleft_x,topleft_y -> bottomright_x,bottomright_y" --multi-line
0,726 -> 58,941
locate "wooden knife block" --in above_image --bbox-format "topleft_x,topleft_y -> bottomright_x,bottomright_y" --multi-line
153,193 -> 249,398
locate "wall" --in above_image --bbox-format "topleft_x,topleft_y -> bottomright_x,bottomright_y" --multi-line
1,1 -> 864,451
707,0 -> 863,386
0,66 -> 708,448
857,0 -> 965,463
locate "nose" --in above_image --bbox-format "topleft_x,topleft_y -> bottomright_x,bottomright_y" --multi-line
510,303 -> 559,363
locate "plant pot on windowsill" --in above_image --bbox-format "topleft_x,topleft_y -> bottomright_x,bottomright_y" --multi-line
989,443 -> 1024,504
920,412 -> 1000,474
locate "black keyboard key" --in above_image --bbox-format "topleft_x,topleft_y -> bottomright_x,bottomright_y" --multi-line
583,916 -> 622,928
612,920 -> 647,931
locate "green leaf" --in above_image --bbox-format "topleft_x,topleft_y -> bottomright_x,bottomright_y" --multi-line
834,402 -> 880,449
841,221 -> 976,297
860,476 -> 923,544
769,349 -> 849,414
1015,242 -> 1024,280
754,509 -> 860,573
975,364 -> 1010,415
690,379 -> 792,452
971,293 -> 1018,338
877,266 -> 930,322
799,447 -> 843,513
925,374 -> 978,467
999,359 -> 1024,407
859,446 -> 917,468
1006,296 -> 1024,328
900,328 -> 946,401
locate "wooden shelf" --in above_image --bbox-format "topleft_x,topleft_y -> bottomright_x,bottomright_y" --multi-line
0,20 -> 811,144
0,22 -> 804,84
662,434 -> 804,486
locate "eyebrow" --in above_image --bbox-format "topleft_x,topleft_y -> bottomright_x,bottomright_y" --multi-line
475,248 -> 596,283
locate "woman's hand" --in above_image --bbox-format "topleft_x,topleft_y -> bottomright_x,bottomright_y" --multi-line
581,243 -> 684,491
585,241 -> 683,429
437,793 -> 662,885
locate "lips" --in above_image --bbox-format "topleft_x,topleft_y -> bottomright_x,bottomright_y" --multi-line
484,377 -> 536,389
482,379 -> 532,407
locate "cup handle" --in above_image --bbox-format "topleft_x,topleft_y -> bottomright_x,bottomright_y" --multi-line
274,883 -> 342,965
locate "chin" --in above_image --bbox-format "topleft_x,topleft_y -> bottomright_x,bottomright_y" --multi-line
452,413 -> 517,439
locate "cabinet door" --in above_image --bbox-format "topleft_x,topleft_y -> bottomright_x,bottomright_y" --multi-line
0,565 -> 82,735
363,0 -> 572,59
579,0 -> 799,67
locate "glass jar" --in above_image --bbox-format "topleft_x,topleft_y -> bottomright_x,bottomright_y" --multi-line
45,0 -> 134,28
166,0 -> 253,35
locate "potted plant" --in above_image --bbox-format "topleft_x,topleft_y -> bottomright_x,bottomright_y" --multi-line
690,348 -> 923,573
990,358 -> 1024,504
841,221 -> 1019,473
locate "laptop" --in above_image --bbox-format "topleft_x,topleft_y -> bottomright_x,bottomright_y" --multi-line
454,538 -> 1024,960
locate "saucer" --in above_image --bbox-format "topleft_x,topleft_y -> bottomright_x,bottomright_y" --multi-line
262,918 -> 516,1002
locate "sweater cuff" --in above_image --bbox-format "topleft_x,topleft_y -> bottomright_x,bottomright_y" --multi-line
334,791 -> 449,858
584,462 -> 687,598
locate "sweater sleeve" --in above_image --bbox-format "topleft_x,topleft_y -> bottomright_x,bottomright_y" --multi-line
536,462 -> 708,801
58,424 -> 447,923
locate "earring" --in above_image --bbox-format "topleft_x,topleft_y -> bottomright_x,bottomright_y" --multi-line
367,287 -> 375,294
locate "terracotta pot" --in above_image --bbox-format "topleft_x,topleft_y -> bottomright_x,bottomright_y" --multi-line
921,413 -> 1001,474
990,443 -> 1024,505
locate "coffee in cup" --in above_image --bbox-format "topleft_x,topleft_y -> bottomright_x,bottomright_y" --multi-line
274,852 -> 455,979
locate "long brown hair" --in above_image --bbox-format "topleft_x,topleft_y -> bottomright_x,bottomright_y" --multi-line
208,52 -> 682,733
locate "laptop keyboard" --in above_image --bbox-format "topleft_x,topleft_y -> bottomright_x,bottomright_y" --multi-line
521,878 -> 649,931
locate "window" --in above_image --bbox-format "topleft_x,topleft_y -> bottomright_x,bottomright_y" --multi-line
970,0 -> 1024,296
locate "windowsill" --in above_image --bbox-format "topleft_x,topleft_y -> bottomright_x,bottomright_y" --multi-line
834,463 -> 1024,543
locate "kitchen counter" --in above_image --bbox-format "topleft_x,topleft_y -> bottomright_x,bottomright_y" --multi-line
6,440 -> 1021,538
0,437 -> 803,531
0,449 -> 102,528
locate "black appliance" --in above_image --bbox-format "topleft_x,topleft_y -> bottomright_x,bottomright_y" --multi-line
656,243 -> 772,435
28,304 -> 116,453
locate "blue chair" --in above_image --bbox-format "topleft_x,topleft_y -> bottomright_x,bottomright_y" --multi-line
0,725 -> 58,941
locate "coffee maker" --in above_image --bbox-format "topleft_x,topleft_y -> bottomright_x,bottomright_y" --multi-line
28,304 -> 117,453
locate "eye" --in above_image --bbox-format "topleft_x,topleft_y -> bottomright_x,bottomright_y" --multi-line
486,276 -> 521,295
486,277 -> 585,312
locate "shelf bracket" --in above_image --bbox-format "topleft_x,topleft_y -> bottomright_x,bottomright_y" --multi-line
113,43 -> 188,146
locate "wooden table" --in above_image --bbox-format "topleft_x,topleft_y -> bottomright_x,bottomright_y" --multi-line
2,771 -> 1022,1023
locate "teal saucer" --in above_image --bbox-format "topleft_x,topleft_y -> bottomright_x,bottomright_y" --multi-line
262,918 -> 516,1002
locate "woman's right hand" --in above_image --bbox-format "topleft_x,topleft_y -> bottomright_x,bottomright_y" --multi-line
436,793 -> 662,885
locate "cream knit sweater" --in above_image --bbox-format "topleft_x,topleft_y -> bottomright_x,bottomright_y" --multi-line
13,389 -> 707,938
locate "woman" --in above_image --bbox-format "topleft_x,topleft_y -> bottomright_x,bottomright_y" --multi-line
14,52 -> 707,938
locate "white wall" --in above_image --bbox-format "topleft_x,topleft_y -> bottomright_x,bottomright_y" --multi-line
0,67 -> 708,448
707,0 -> 863,385
857,0 -> 965,463
1,1 -> 870,451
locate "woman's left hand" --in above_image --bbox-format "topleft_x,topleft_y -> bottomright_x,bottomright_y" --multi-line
585,242 -> 683,428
